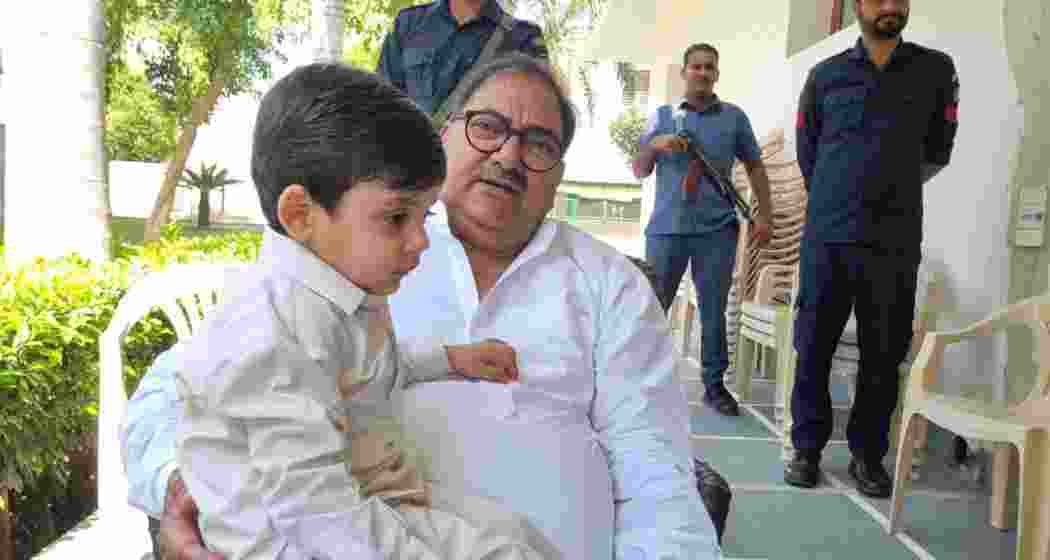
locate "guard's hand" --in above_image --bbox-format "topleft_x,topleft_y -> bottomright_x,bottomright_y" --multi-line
749,215 -> 773,248
446,339 -> 520,384
158,471 -> 224,560
650,134 -> 689,154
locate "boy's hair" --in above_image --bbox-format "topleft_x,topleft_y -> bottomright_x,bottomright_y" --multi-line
683,43 -> 719,66
251,63 -> 446,234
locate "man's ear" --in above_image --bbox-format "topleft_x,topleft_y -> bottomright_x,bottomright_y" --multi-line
277,185 -> 313,243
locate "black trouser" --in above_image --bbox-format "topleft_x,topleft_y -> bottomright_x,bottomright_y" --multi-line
790,243 -> 920,462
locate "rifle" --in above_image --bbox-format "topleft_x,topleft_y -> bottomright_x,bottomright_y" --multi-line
676,130 -> 753,222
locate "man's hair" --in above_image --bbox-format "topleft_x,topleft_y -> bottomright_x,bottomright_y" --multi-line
683,43 -> 719,66
449,54 -> 577,152
251,63 -> 445,234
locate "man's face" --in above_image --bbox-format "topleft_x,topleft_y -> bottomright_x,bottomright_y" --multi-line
441,72 -> 565,258
681,50 -> 719,97
305,180 -> 439,295
857,0 -> 909,39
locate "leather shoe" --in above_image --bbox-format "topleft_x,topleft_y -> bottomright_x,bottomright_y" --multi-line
848,458 -> 892,498
784,451 -> 821,488
702,384 -> 740,416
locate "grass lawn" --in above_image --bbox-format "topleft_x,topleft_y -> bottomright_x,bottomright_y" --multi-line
110,216 -> 261,247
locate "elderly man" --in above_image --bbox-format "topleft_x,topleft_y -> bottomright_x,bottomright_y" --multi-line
123,55 -> 720,560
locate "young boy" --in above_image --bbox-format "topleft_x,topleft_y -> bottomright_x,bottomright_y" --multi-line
174,63 -> 556,560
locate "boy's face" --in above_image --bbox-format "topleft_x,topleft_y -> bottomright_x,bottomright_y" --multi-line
292,180 -> 440,295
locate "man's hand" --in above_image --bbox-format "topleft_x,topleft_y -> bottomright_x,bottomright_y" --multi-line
649,134 -> 689,154
445,339 -> 520,383
158,471 -> 224,560
748,214 -> 773,248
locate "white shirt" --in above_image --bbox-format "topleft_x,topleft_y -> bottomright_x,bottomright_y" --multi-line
391,213 -> 721,559
175,230 -> 430,560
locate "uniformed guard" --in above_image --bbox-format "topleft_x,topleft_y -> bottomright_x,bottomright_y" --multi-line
376,0 -> 548,124
786,0 -> 960,497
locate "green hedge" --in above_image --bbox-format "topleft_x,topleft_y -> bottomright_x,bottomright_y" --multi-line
1,225 -> 261,558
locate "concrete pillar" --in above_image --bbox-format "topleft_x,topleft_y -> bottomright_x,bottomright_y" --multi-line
3,3 -> 110,265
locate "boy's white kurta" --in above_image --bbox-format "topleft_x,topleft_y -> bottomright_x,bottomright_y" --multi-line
175,230 -> 555,560
391,211 -> 722,559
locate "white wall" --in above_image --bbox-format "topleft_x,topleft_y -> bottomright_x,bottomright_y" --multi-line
109,161 -> 192,219
780,2 -> 1021,397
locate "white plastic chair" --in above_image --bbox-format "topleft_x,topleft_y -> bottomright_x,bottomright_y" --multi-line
97,263 -> 243,514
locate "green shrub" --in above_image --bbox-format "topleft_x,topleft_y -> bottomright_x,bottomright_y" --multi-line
1,228 -> 261,557
608,107 -> 648,167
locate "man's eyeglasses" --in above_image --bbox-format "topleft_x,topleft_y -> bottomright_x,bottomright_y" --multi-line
448,110 -> 563,173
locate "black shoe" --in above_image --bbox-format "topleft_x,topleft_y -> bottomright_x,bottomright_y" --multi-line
784,451 -> 822,488
702,384 -> 740,416
848,458 -> 892,498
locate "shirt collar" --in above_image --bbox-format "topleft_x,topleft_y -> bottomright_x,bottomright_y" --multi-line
259,228 -> 369,316
850,36 -> 915,64
433,0 -> 505,26
430,201 -> 561,266
678,95 -> 722,113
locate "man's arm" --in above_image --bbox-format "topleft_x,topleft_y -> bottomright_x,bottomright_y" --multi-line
922,56 -> 960,184
743,159 -> 772,221
633,109 -> 681,179
121,346 -> 183,518
591,258 -> 721,559
796,69 -> 820,190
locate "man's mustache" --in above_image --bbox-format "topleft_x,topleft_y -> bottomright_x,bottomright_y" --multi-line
479,162 -> 526,194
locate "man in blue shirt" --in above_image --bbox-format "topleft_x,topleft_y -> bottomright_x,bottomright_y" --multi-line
377,0 -> 547,117
634,43 -> 772,417
785,0 -> 959,497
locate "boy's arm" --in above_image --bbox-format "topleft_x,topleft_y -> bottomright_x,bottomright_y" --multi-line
398,338 -> 519,386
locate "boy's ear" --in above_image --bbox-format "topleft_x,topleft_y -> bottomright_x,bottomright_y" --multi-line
277,184 -> 313,242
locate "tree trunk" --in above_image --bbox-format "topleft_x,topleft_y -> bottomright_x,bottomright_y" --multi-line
312,0 -> 345,62
197,188 -> 212,228
3,0 -> 112,264
0,486 -> 12,560
142,76 -> 226,242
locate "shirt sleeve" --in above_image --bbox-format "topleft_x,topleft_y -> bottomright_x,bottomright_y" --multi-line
376,14 -> 406,92
633,109 -> 665,178
590,258 -> 722,559
396,336 -> 453,385
120,346 -> 182,518
735,108 -> 763,162
796,69 -> 820,188
176,331 -> 386,560
924,56 -> 959,166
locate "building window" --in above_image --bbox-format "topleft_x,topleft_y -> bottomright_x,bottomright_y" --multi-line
620,66 -> 651,113
831,0 -> 858,33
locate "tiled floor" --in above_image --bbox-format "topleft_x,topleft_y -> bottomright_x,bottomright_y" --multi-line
683,366 -> 1020,560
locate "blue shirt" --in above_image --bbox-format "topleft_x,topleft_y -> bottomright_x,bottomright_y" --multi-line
796,38 -> 959,251
640,98 -> 762,236
376,0 -> 547,115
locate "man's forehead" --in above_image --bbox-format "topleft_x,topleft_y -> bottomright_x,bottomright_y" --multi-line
686,52 -> 718,66
464,74 -> 563,132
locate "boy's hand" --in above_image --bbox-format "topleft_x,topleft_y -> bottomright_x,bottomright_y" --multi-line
445,339 -> 520,383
